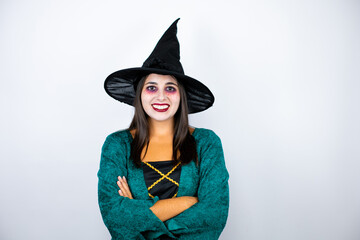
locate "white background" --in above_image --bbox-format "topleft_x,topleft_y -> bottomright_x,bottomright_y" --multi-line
1,0 -> 359,239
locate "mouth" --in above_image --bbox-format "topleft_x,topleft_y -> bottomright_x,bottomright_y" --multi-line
152,104 -> 170,112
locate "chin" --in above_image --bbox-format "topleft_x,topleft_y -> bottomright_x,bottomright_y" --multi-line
144,108 -> 174,121
149,116 -> 174,122
147,113 -> 176,122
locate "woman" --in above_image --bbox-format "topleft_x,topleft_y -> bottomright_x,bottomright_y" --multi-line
98,19 -> 229,240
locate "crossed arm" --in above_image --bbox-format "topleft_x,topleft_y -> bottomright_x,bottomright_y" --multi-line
117,175 -> 198,222
98,131 -> 229,239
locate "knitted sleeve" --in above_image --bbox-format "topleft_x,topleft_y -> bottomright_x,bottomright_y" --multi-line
164,130 -> 230,239
97,135 -> 175,240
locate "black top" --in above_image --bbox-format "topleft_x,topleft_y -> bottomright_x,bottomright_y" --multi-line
141,160 -> 182,200
142,160 -> 182,240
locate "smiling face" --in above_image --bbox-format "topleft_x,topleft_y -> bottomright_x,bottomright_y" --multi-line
141,73 -> 180,122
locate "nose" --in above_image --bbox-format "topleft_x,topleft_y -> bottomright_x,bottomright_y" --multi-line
157,88 -> 166,101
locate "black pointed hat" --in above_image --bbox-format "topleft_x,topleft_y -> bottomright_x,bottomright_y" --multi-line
104,18 -> 214,114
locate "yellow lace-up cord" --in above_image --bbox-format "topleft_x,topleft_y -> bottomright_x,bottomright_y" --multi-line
143,161 -> 181,198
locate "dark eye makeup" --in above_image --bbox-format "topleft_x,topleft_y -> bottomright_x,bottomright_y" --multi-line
146,86 -> 157,92
166,86 -> 176,92
145,85 -> 177,92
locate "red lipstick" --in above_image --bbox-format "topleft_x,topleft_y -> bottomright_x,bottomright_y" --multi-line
152,104 -> 170,112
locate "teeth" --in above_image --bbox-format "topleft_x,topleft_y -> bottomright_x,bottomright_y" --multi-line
152,104 -> 169,109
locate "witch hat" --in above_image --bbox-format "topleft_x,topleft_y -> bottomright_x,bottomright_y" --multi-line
104,18 -> 214,114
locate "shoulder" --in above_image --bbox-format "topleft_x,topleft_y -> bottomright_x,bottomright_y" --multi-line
192,127 -> 223,154
193,128 -> 226,167
105,128 -> 130,140
193,127 -> 221,143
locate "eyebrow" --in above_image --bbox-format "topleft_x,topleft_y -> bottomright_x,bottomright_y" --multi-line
145,81 -> 178,86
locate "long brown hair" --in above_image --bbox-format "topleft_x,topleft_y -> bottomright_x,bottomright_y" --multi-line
129,74 -> 198,168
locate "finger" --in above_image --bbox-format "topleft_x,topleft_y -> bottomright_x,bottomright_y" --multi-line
120,177 -> 132,198
117,180 -> 130,198
119,177 -> 133,199
118,179 -> 132,199
117,180 -> 122,189
119,179 -> 131,198
117,180 -> 127,194
117,177 -> 126,191
117,177 -> 128,191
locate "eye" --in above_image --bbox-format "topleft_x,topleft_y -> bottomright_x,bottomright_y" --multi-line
146,86 -> 157,92
166,86 -> 177,92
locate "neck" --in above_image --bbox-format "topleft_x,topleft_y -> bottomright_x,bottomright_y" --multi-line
148,118 -> 174,138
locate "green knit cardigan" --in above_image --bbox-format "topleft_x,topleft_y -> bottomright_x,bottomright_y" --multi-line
97,128 -> 229,240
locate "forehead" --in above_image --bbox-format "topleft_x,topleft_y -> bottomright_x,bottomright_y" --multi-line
144,73 -> 178,84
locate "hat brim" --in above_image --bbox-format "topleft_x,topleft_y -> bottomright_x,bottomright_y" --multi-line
104,67 -> 214,114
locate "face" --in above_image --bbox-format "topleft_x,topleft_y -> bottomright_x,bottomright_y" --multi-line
141,73 -> 180,122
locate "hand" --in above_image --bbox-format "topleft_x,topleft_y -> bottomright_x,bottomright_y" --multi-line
117,176 -> 134,199
149,196 -> 199,222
